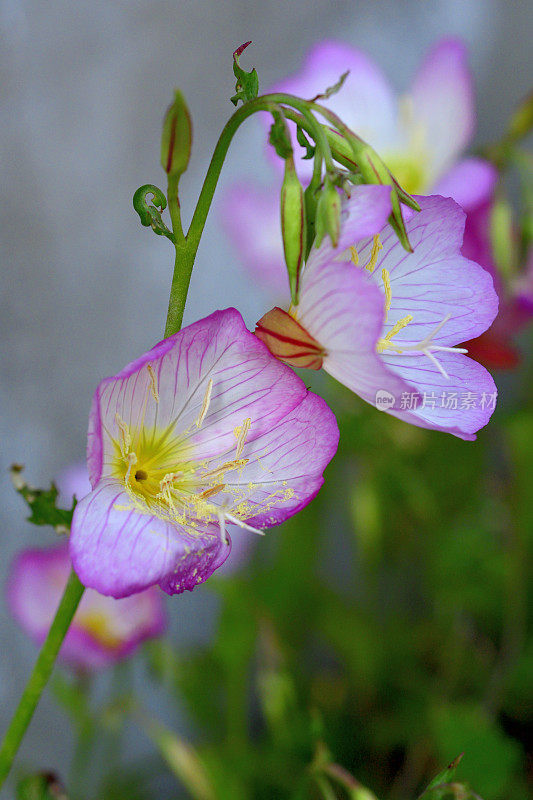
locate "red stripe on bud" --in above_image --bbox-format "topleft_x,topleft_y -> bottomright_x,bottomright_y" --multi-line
255,307 -> 325,370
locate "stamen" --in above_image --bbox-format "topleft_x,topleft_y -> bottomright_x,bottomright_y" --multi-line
349,245 -> 359,266
382,268 -> 392,322
376,314 -> 414,352
363,234 -> 383,272
224,511 -> 265,536
203,458 -> 249,479
115,413 -> 132,457
377,313 -> 468,379
199,483 -> 225,500
234,418 -> 251,458
196,378 -> 213,428
124,451 -> 137,485
217,512 -> 229,545
147,363 -> 159,403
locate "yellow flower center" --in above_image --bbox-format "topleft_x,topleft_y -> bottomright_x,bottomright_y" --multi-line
106,365 -> 294,536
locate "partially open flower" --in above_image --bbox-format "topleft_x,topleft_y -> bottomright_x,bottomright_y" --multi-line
70,309 -> 338,598
256,190 -> 498,440
7,543 -> 166,671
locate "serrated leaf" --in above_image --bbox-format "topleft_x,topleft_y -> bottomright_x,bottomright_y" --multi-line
11,465 -> 76,532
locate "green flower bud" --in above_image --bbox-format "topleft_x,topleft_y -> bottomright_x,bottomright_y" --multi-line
314,175 -> 341,249
280,155 -> 306,303
161,90 -> 192,178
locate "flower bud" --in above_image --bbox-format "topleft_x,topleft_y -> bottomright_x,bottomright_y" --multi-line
255,306 -> 324,370
280,156 -> 306,302
314,176 -> 341,249
161,90 -> 192,178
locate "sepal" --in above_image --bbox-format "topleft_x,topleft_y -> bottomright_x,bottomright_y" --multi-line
255,307 -> 324,370
230,41 -> 259,106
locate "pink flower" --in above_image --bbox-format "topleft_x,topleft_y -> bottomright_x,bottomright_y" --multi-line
256,189 -> 498,440
7,543 -> 166,671
70,309 -> 338,598
221,38 -> 497,294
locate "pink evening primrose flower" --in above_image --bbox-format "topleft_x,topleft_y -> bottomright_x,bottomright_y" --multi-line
221,38 -> 497,294
69,309 -> 339,598
255,187 -> 498,441
7,542 -> 166,671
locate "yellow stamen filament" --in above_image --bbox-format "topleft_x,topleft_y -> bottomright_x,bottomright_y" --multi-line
234,418 -> 251,458
199,483 -> 226,500
204,458 -> 249,479
376,315 -> 414,352
382,268 -> 392,322
147,363 -> 159,403
115,413 -> 131,457
349,246 -> 359,266
363,234 -> 383,272
196,379 -> 213,428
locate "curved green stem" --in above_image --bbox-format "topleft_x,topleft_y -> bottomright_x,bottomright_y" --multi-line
163,92 -> 340,337
0,570 -> 85,788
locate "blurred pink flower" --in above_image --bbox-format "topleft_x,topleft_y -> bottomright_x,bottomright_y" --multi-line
7,542 -> 166,671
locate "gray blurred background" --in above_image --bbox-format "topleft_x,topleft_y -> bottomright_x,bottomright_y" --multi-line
1,0 -> 531,792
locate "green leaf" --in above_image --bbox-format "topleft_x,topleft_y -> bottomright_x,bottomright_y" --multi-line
10,465 -> 76,532
429,703 -> 523,799
230,41 -> 259,106
419,754 -> 464,795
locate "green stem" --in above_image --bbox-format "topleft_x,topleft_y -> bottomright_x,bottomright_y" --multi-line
0,570 -> 85,788
163,92 -> 339,337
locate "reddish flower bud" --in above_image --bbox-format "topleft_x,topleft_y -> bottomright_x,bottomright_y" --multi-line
255,307 -> 325,370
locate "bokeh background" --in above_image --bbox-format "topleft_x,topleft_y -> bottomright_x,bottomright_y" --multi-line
1,1 -> 532,798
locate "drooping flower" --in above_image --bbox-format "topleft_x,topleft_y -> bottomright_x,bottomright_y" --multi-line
255,190 -> 499,440
70,309 -> 339,598
7,543 -> 166,671
221,38 -> 497,294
